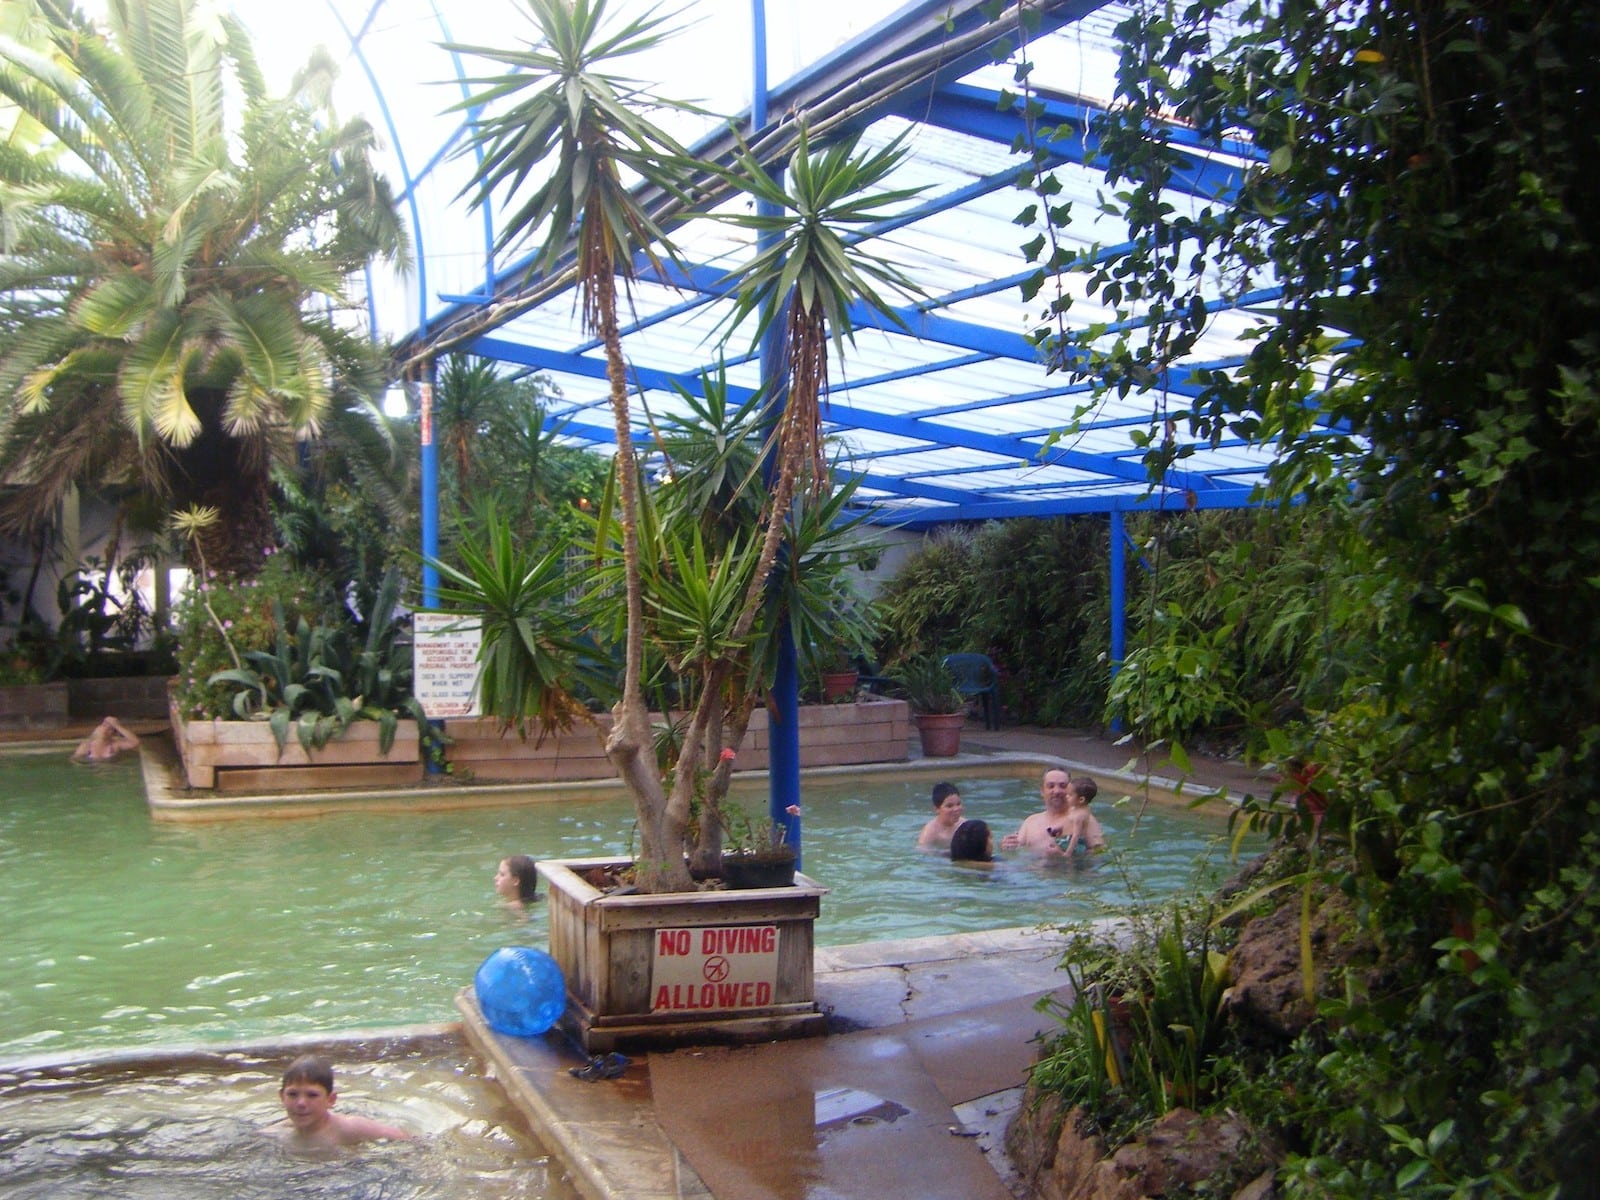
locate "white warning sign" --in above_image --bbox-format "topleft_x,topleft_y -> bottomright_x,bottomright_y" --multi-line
412,611 -> 482,718
650,925 -> 780,1012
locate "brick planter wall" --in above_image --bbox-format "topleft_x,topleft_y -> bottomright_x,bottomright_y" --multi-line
0,681 -> 69,731
170,700 -> 422,792
442,697 -> 911,783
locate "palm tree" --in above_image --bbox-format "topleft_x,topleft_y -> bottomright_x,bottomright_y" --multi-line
450,1 -> 921,893
0,0 -> 406,578
449,0 -> 700,892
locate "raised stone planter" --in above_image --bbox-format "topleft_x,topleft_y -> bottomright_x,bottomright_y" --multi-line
170,699 -> 421,791
539,855 -> 828,1053
0,681 -> 69,731
443,696 -> 910,782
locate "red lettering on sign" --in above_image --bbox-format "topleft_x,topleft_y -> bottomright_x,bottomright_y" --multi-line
651,981 -> 776,1012
657,929 -> 691,956
699,926 -> 777,955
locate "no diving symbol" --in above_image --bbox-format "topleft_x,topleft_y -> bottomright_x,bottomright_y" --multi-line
703,956 -> 730,983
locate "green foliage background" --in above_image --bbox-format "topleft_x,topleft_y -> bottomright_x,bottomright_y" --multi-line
1001,0 -> 1600,1194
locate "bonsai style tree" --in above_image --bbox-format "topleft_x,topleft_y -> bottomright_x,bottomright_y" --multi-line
450,0 -> 916,892
0,0 -> 407,577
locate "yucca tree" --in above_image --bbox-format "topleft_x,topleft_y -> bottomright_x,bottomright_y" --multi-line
451,0 -> 919,892
449,0 -> 701,891
0,0 -> 406,578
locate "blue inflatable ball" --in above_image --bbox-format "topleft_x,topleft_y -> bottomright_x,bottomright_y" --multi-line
474,947 -> 567,1037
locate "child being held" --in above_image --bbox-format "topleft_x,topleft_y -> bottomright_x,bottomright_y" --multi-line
1046,776 -> 1106,857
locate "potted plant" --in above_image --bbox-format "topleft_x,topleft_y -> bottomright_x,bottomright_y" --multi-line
819,650 -> 861,703
443,0 -> 916,1050
898,654 -> 969,757
720,803 -> 799,889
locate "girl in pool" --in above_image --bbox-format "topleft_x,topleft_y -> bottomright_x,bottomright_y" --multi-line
493,854 -> 538,912
916,781 -> 964,848
949,819 -> 995,865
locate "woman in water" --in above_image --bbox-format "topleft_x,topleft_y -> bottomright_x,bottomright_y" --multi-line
493,854 -> 539,913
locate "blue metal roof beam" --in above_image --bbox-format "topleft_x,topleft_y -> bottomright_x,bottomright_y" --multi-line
465,330 -> 1235,499
858,483 -> 1263,528
894,82 -> 1251,200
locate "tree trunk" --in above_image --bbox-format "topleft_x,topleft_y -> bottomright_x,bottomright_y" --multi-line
594,268 -> 691,893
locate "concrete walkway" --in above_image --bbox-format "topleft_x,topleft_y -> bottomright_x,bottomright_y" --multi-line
457,925 -> 1077,1200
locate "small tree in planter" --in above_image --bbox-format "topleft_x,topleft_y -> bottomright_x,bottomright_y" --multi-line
448,0 -> 916,894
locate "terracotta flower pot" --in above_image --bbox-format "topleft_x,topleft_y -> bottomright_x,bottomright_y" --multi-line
821,670 -> 859,702
914,711 -> 965,757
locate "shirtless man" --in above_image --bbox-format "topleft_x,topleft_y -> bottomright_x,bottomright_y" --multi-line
1001,767 -> 1075,855
267,1055 -> 411,1148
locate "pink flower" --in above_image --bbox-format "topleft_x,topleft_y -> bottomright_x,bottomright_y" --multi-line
785,804 -> 802,817
719,748 -> 736,763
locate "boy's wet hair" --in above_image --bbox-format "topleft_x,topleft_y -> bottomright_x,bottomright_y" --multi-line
1070,776 -> 1098,804
281,1054 -> 335,1092
931,781 -> 960,807
950,819 -> 992,862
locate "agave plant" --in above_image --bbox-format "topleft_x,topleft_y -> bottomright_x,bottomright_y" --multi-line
206,569 -> 426,753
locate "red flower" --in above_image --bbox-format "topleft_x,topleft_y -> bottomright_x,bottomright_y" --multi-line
718,748 -> 736,763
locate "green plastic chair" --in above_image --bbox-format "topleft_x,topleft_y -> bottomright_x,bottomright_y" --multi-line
941,653 -> 1001,730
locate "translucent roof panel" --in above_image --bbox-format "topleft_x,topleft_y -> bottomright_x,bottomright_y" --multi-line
244,0 -> 1313,527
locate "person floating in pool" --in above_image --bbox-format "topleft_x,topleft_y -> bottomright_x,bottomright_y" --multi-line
916,781 -> 964,849
493,853 -> 539,913
949,818 -> 995,866
72,715 -> 140,763
1002,769 -> 1105,859
267,1054 -> 411,1148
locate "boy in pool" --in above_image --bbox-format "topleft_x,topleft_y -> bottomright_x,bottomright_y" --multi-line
916,781 -> 964,848
267,1054 -> 411,1147
1049,776 -> 1106,857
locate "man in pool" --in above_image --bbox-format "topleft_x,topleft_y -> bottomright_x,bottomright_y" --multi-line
1001,767 -> 1077,856
72,715 -> 140,762
267,1054 -> 412,1147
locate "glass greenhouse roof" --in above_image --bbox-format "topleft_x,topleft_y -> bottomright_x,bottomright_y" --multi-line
271,0 -> 1291,528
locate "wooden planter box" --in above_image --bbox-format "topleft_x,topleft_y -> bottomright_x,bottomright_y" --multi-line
538,855 -> 828,1053
443,697 -> 910,782
0,681 -> 69,731
170,700 -> 422,792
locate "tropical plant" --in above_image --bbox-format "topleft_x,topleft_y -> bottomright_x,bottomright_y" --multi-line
449,0 -> 915,893
204,567 -> 425,753
447,0 -> 701,892
1010,0 -> 1600,1191
428,504 -> 605,730
0,0 -> 406,577
895,653 -> 966,715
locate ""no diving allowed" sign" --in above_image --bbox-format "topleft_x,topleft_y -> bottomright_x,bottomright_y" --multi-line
651,925 -> 780,1012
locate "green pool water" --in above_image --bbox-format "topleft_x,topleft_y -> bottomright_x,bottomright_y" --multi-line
0,752 -> 1259,1061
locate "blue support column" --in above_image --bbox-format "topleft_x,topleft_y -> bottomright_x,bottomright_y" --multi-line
749,0 -> 801,865
418,362 -> 444,772
419,363 -> 440,608
1108,508 -> 1126,734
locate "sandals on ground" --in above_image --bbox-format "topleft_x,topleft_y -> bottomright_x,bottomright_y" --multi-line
568,1052 -> 630,1081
